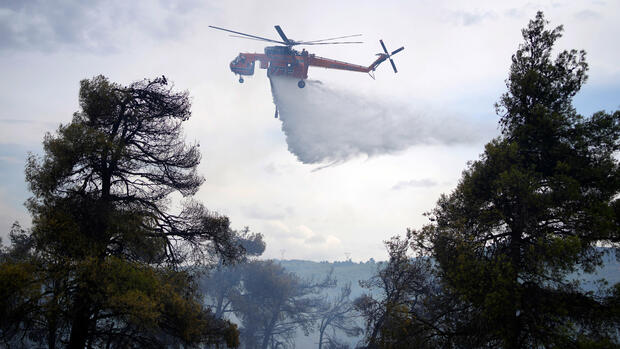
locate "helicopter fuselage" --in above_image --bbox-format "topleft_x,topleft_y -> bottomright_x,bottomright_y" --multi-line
211,25 -> 403,88
229,45 -> 386,84
230,46 -> 311,80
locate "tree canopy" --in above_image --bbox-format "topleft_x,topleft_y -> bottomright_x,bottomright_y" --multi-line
356,11 -> 620,349
418,11 -> 620,347
0,75 -> 244,348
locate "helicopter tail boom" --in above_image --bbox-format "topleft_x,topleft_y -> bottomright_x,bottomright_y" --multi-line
307,39 -> 404,75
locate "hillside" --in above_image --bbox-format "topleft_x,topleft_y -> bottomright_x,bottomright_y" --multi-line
278,250 -> 620,295
269,252 -> 620,347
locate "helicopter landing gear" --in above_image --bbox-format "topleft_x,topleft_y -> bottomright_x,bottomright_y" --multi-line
239,77 -> 244,83
297,80 -> 305,88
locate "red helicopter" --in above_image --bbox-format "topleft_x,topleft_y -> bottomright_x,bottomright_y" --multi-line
209,25 -> 404,88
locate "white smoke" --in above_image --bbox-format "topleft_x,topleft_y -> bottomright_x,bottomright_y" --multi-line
270,76 -> 495,165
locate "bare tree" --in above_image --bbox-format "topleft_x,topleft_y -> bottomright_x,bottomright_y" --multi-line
317,283 -> 361,349
232,260 -> 335,349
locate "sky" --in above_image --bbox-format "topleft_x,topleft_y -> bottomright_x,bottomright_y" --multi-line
1,0 -> 619,262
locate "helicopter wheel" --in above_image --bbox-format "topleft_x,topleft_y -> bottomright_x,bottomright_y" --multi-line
239,77 -> 244,83
297,80 -> 305,88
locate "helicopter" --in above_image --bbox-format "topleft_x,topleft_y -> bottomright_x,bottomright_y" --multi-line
209,25 -> 404,89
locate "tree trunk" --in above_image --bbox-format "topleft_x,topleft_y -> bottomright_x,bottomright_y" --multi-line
261,312 -> 279,349
506,223 -> 523,349
67,299 -> 90,349
318,318 -> 329,349
47,325 -> 56,349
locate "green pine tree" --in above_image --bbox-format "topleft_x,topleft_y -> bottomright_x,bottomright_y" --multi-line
0,76 -> 243,348
419,11 -> 620,348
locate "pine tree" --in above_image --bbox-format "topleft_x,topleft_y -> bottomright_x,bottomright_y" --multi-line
0,76 -> 243,348
420,11 -> 620,347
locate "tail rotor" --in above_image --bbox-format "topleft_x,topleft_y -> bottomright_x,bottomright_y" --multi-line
379,40 -> 404,73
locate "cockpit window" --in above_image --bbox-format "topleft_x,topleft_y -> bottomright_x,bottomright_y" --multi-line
232,56 -> 246,65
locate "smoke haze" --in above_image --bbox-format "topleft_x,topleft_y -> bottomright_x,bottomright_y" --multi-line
270,76 -> 495,164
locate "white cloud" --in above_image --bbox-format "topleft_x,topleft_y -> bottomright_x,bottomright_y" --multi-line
443,9 -> 498,26
273,224 -> 341,248
0,188 -> 30,244
240,204 -> 293,220
305,234 -> 326,244
392,179 -> 438,190
0,0 -> 206,52
264,220 -> 291,236
574,10 -> 600,21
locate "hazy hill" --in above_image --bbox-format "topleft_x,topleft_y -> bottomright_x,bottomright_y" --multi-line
277,259 -> 382,300
275,251 -> 620,347
278,250 -> 620,295
200,251 -> 619,348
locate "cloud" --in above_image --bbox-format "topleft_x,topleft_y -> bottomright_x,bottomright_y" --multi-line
0,144 -> 34,225
0,118 -> 57,126
270,76 -> 492,165
504,8 -> 524,18
0,142 -> 30,177
392,178 -> 438,190
263,162 -> 296,176
271,224 -> 341,247
0,188 -> 29,243
574,10 -> 601,20
241,204 -> 293,220
264,222 -> 342,261
297,225 -> 340,247
503,4 -> 539,19
264,163 -> 280,175
264,220 -> 291,237
0,119 -> 56,146
0,0 -> 204,52
304,234 -> 341,247
296,225 -> 315,239
444,10 -> 497,26
304,234 -> 326,244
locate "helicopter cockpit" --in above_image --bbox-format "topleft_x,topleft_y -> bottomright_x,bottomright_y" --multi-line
230,54 -> 255,80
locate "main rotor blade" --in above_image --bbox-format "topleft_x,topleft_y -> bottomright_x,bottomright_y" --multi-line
380,40 -> 389,55
391,47 -> 405,55
298,41 -> 363,45
389,58 -> 398,73
229,35 -> 275,42
274,25 -> 291,44
303,34 -> 362,43
209,25 -> 285,45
